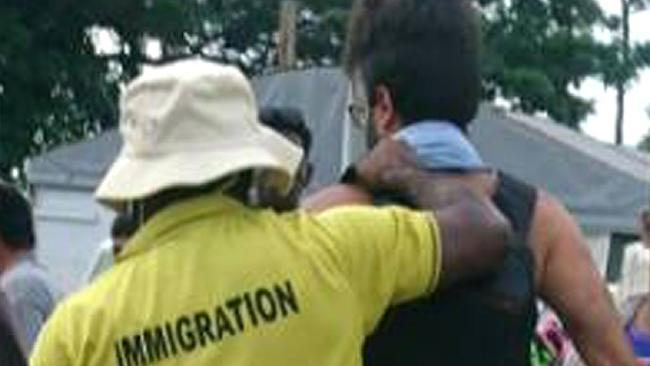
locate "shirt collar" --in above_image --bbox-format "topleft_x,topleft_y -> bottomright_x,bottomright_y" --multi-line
117,191 -> 246,262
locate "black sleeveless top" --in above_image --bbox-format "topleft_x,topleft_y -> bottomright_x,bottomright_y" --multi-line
363,172 -> 539,366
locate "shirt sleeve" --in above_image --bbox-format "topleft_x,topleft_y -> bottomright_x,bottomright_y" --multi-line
2,277 -> 59,354
314,205 -> 441,333
12,294 -> 45,353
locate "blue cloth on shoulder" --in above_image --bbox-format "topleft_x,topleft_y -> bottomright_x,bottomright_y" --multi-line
395,120 -> 488,171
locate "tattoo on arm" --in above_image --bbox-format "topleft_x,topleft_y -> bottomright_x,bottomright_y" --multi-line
385,168 -> 511,288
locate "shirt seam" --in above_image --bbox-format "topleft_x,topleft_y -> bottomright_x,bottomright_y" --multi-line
425,212 -> 442,294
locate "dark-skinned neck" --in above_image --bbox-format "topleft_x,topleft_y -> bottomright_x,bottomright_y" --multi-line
131,173 -> 254,226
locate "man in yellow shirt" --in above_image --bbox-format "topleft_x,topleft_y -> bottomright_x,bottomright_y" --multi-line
30,59 -> 510,366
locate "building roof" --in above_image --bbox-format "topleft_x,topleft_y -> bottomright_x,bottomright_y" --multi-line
26,130 -> 121,189
471,106 -> 650,233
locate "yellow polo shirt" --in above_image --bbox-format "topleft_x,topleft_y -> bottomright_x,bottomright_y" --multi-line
30,191 -> 440,366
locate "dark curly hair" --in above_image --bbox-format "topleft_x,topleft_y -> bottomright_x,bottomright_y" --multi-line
344,0 -> 481,130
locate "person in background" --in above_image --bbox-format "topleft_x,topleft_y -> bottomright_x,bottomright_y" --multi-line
620,231 -> 650,304
621,208 -> 650,364
304,0 -> 637,364
0,291 -> 27,366
257,107 -> 313,211
30,59 -> 511,366
0,182 -> 62,353
84,213 -> 138,282
531,303 -> 575,366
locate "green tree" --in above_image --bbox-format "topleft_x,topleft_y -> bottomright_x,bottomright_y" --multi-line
604,0 -> 650,145
0,0 -> 347,180
479,0 -> 606,128
0,0 -> 116,180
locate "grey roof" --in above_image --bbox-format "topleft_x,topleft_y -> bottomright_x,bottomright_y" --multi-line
26,130 -> 122,189
471,106 -> 650,233
253,68 -> 349,194
27,68 -> 650,233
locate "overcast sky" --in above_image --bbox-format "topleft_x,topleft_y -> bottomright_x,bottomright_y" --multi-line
581,2 -> 650,146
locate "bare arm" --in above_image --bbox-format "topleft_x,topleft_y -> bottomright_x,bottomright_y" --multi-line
351,139 -> 512,288
533,192 -> 637,366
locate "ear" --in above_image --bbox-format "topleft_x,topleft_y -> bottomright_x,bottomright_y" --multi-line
303,163 -> 314,186
371,85 -> 399,137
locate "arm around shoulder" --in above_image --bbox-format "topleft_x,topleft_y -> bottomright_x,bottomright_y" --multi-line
432,184 -> 511,288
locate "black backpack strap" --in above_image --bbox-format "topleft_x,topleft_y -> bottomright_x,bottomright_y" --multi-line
494,172 -> 538,250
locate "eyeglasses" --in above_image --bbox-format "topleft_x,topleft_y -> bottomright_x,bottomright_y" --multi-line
347,71 -> 371,129
347,101 -> 370,130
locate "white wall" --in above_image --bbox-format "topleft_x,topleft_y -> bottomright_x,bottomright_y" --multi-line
618,241 -> 649,302
31,185 -> 115,294
583,231 -> 611,277
581,231 -> 649,305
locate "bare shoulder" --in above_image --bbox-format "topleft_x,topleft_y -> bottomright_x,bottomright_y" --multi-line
531,191 -> 574,229
530,190 -> 586,286
301,184 -> 373,212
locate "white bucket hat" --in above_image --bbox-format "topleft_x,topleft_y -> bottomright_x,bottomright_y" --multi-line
95,59 -> 303,205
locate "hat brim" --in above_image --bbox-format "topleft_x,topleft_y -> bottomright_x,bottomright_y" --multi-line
95,126 -> 302,207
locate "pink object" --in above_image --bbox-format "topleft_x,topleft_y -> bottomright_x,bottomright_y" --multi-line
536,309 -> 570,359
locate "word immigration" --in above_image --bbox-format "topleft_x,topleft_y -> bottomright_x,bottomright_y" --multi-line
114,280 -> 300,366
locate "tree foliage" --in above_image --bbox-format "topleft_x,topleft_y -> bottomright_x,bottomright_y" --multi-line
601,0 -> 650,145
599,0 -> 650,87
0,0 -> 116,179
479,0 -> 608,128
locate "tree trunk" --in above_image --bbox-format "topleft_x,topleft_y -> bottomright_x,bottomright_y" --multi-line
615,0 -> 631,146
615,84 -> 625,145
278,1 -> 298,71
